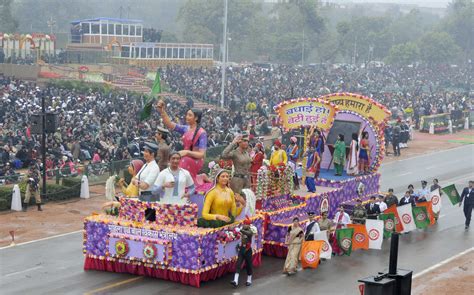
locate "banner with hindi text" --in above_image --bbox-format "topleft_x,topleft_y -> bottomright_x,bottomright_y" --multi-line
274,98 -> 337,131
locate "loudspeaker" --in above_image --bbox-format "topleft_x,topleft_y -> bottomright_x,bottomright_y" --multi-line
30,113 -> 58,134
30,114 -> 42,134
45,113 -> 58,133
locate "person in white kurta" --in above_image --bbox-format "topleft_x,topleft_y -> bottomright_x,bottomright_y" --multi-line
333,208 -> 351,227
376,195 -> 388,212
152,152 -> 195,205
133,142 -> 160,201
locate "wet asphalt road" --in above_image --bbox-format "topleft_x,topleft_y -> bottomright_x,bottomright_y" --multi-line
1,145 -> 473,295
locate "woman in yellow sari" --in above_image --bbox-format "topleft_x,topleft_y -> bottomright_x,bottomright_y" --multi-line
283,217 -> 304,275
117,159 -> 144,197
198,170 -> 245,228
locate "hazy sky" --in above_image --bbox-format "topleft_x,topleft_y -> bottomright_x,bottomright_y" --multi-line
326,0 -> 450,8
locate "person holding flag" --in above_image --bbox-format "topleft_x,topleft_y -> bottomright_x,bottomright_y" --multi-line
460,181 -> 474,229
331,206 -> 350,255
304,211 -> 321,241
156,101 -> 207,184
415,180 -> 430,203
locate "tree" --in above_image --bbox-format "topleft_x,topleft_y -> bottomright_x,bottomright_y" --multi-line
0,0 -> 18,32
442,0 -> 473,59
385,42 -> 419,65
418,31 -> 462,65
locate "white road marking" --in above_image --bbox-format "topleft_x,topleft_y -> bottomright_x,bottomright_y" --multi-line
425,165 -> 437,170
412,247 -> 474,279
397,172 -> 413,176
439,215 -> 446,218
382,145 -> 473,166
1,146 -> 471,250
0,230 -> 83,251
3,265 -> 43,277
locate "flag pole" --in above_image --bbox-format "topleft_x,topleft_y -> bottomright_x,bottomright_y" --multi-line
220,0 -> 228,109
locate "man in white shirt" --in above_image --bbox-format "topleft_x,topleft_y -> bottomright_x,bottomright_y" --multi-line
152,152 -> 195,205
304,211 -> 321,241
133,142 -> 160,202
377,195 -> 388,212
333,206 -> 351,227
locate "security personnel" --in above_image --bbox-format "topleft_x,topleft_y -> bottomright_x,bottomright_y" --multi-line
351,198 -> 367,224
23,164 -> 42,211
133,142 -> 160,202
155,126 -> 171,171
221,134 -> 252,194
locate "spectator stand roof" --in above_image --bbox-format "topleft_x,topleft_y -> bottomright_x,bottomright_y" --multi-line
71,18 -> 143,25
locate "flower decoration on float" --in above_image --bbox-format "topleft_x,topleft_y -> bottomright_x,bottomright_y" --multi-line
143,243 -> 157,260
115,239 -> 129,258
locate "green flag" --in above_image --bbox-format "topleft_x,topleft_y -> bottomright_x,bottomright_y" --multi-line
336,227 -> 354,256
378,213 -> 395,238
442,184 -> 460,205
140,70 -> 161,121
412,206 -> 430,229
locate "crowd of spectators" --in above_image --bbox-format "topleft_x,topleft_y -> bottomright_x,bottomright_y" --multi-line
0,63 -> 472,181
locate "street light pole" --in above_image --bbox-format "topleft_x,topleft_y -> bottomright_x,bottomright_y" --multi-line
220,0 -> 228,109
41,95 -> 47,208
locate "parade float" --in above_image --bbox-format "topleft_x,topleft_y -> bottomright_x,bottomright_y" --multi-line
259,93 -> 390,257
83,93 -> 390,285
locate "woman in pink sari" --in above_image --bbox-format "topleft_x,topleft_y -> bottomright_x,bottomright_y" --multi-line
157,100 -> 207,183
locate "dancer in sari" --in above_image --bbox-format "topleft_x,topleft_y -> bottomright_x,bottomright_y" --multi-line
333,134 -> 346,176
304,149 -> 320,193
347,133 -> 359,176
287,136 -> 300,190
283,217 -> 304,275
250,143 -> 265,191
157,100 -> 207,183
198,170 -> 245,228
358,131 -> 370,174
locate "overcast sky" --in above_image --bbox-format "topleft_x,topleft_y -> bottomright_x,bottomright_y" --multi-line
326,0 -> 451,8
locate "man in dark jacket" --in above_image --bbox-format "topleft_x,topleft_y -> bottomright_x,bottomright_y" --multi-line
365,196 -> 381,219
460,181 -> 474,229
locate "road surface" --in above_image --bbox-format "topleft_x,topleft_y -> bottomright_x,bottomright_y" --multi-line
1,145 -> 473,295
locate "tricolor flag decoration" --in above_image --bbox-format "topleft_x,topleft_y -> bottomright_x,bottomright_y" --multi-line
336,227 -> 354,256
442,184 -> 460,205
412,206 -> 430,229
397,204 -> 417,233
427,189 -> 442,213
347,224 -> 369,250
365,219 -> 384,250
301,240 -> 324,269
385,205 -> 404,233
314,231 -> 332,259
378,212 -> 396,238
416,201 -> 435,225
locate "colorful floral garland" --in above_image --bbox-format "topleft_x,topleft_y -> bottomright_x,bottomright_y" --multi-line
143,243 -> 158,260
115,239 -> 129,257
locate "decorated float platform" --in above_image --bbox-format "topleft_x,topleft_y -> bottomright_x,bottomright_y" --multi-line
258,172 -> 380,258
83,197 -> 264,288
83,92 -> 391,286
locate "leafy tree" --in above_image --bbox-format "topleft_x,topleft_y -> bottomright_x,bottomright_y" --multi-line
0,0 -> 18,32
442,0 -> 473,59
385,42 -> 419,65
419,31 -> 461,65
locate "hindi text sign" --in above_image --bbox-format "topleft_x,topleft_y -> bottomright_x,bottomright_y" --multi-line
275,98 -> 336,130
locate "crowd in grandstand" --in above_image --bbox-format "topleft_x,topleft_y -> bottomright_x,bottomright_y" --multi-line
0,63 -> 472,179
